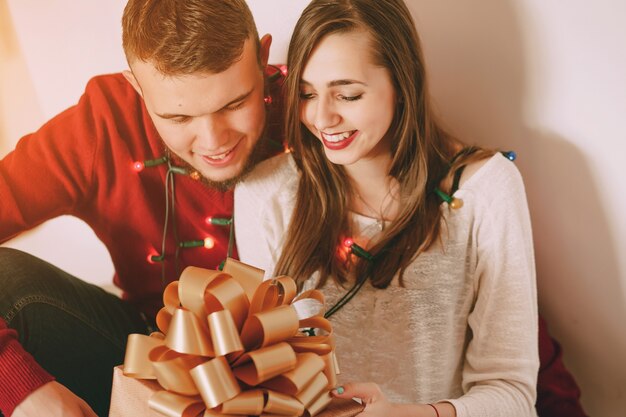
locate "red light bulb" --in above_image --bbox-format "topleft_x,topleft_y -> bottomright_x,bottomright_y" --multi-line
133,161 -> 145,172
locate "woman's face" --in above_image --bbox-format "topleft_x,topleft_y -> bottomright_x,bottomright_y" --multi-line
299,30 -> 397,168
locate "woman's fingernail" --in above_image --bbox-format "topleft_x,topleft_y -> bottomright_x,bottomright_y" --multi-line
336,386 -> 344,395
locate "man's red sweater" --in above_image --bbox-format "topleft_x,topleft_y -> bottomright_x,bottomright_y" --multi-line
0,70 -> 284,415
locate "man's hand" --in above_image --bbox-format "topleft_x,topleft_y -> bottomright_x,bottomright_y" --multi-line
12,381 -> 97,417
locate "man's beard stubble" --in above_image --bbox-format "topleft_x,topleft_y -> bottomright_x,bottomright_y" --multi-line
164,129 -> 280,192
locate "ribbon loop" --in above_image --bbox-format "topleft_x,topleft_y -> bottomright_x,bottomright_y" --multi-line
178,267 -> 226,319
233,342 -> 297,385
165,308 -> 214,357
240,305 -> 300,351
305,391 -> 333,417
190,357 -> 241,408
295,371 -> 330,410
207,309 -> 244,357
156,281 -> 181,333
152,355 -> 205,396
123,334 -> 165,379
205,275 -> 249,331
148,390 -> 205,417
250,277 -> 298,315
220,389 -> 265,415
263,390 -> 305,416
261,353 -> 326,396
222,258 -> 265,302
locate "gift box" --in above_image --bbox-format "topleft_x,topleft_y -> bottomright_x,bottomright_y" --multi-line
109,366 -> 364,417
109,259 -> 363,417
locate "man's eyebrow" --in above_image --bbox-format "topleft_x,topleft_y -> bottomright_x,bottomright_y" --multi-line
300,79 -> 368,88
156,88 -> 254,119
156,112 -> 189,120
218,88 -> 254,110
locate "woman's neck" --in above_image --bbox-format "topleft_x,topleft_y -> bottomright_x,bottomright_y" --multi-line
345,154 -> 399,222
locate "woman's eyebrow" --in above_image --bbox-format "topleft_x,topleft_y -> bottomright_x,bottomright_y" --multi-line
300,79 -> 368,88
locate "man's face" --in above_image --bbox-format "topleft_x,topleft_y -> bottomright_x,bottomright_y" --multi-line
126,38 -> 268,187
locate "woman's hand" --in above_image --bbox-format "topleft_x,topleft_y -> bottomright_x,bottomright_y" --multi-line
12,381 -> 97,417
332,382 -> 456,417
332,382 -> 395,416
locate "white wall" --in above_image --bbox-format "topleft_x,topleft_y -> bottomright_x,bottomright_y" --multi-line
0,0 -> 128,285
405,2 -> 626,416
1,0 -> 624,415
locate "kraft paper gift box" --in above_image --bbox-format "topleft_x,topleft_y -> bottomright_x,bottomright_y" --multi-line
109,366 -> 364,417
109,259 -> 364,417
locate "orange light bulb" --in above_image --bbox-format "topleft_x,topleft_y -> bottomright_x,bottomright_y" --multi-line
204,237 -> 215,249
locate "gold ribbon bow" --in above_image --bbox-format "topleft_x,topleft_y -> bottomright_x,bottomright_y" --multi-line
123,259 -> 338,417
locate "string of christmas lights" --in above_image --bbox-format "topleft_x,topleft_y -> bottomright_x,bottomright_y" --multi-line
129,64 -> 288,286
132,156 -> 234,286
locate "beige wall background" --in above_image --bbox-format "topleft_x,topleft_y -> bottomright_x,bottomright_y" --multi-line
1,0 -> 625,415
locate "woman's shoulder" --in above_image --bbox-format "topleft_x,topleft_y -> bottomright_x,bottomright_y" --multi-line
235,153 -> 299,205
234,155 -> 297,277
237,152 -> 298,197
461,152 -> 523,187
456,152 -> 526,205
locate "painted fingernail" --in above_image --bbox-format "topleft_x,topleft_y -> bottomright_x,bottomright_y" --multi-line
336,386 -> 344,395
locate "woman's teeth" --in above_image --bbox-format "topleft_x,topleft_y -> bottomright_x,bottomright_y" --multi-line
323,131 -> 353,143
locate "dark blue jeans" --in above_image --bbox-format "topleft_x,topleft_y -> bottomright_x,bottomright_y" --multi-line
0,248 -> 150,417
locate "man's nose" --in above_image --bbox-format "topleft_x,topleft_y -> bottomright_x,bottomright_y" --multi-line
195,115 -> 228,149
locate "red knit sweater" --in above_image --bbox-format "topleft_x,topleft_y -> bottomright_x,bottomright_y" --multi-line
0,69 -> 285,415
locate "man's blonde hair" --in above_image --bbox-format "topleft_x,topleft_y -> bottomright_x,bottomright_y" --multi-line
122,0 -> 260,75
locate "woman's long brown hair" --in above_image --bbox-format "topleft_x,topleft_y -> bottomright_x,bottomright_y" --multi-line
275,0 -> 492,289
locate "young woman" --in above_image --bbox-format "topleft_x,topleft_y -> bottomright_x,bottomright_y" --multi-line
235,0 -> 538,416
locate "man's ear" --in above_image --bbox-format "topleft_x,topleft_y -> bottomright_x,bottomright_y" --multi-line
259,34 -> 272,67
122,69 -> 142,97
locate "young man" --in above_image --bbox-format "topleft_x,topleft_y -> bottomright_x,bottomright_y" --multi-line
0,1 -> 284,416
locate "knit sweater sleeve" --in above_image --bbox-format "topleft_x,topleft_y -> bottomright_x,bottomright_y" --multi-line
0,76 -> 107,243
0,76 -> 110,415
446,155 -> 539,416
235,153 -> 297,278
0,319 -> 54,416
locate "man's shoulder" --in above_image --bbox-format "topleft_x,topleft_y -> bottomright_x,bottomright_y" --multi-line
83,73 -> 140,104
84,72 -> 125,88
71,73 -> 149,131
